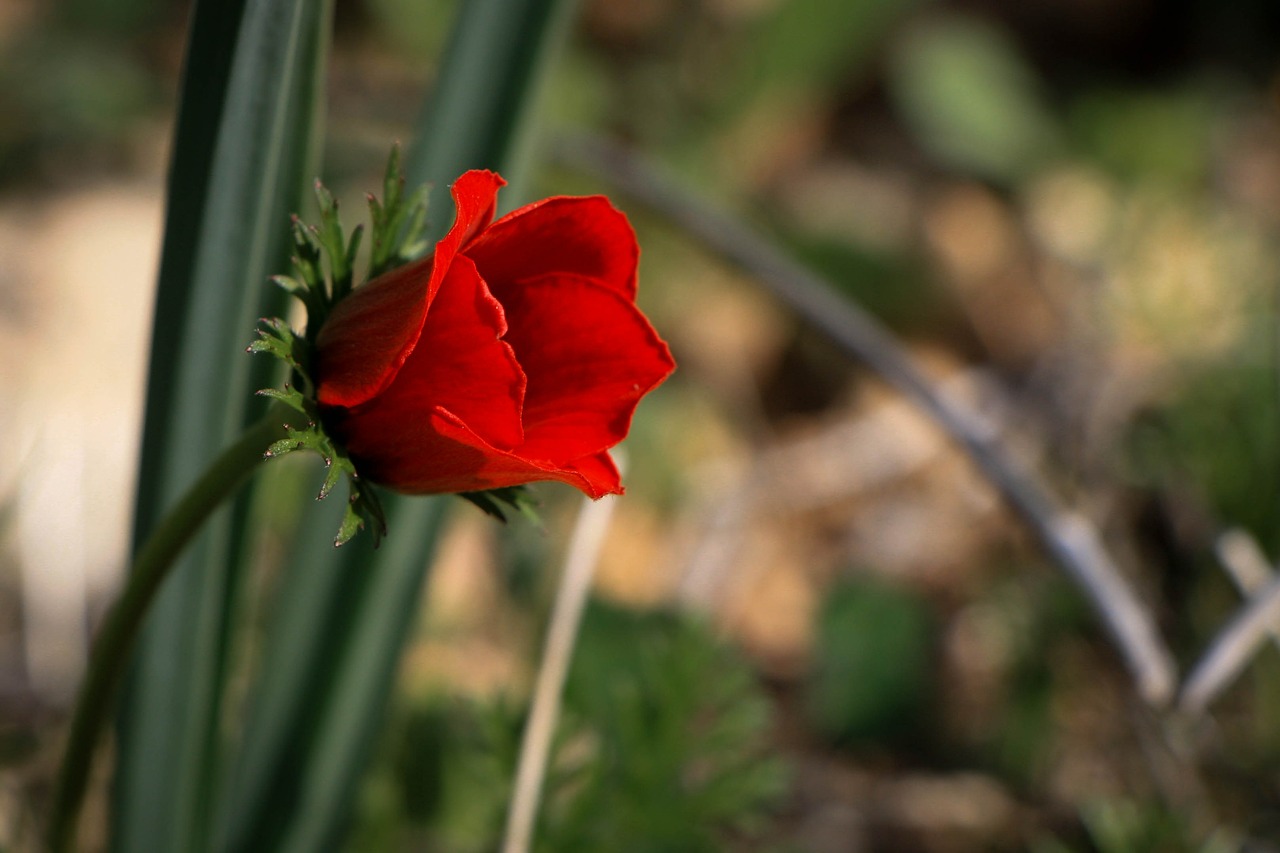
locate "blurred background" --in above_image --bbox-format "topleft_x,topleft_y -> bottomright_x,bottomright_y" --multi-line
5,0 -> 1280,849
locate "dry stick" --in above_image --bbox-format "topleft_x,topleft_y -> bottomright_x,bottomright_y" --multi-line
501,458 -> 623,853
1180,572 -> 1280,716
557,135 -> 1178,708
1177,529 -> 1280,715
1216,528 -> 1279,600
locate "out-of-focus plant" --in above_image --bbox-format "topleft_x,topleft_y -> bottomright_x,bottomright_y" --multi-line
1127,362 -> 1280,551
887,15 -> 1061,183
396,603 -> 787,852
806,576 -> 935,749
41,1 -> 678,851
1036,799 -> 1241,853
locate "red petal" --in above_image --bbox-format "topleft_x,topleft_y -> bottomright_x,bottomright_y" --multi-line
464,196 -> 638,301
330,256 -> 525,470
316,170 -> 506,408
330,273 -> 664,500
565,451 -> 624,497
362,409 -> 622,498
498,273 -> 675,463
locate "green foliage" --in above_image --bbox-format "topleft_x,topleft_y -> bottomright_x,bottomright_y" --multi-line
217,2 -> 580,849
407,0 -> 578,214
405,699 -> 525,851
747,0 -> 930,93
887,15 -> 1061,182
392,603 -> 787,851
113,2 -> 329,849
779,230 -> 946,335
980,576 -> 1086,785
1036,799 -> 1239,853
364,0 -> 455,59
250,322 -> 383,549
269,145 -> 428,349
545,605 -> 786,851
458,486 -> 544,526
367,146 -> 432,279
248,149 -> 437,547
0,35 -> 154,140
806,576 -> 935,747
1069,86 -> 1220,185
1126,362 -> 1280,550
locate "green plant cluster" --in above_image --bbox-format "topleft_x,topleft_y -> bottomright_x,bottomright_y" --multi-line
806,577 -> 935,748
359,603 -> 789,851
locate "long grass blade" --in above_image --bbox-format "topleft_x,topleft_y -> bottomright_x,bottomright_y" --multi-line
112,1 -> 330,850
214,0 -> 581,848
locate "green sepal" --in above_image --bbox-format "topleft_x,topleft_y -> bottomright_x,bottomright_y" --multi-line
255,385 -> 309,416
336,477 -> 386,548
367,144 -> 430,279
248,307 -> 384,546
270,274 -> 309,298
246,318 -> 309,378
267,145 -> 429,346
252,407 -> 386,548
311,180 -> 362,304
458,485 -> 542,526
288,216 -> 325,306
246,145 -> 435,548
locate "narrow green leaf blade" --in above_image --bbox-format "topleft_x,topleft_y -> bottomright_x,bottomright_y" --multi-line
213,497 -> 447,853
406,0 -> 579,210
215,0 -> 579,849
112,1 -> 330,850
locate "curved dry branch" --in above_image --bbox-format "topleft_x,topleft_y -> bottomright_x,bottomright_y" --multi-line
556,135 -> 1178,707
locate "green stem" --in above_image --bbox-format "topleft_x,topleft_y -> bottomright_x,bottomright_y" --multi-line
46,408 -> 289,853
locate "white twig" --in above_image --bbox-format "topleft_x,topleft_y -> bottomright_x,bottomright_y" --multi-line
501,456 -> 623,853
1216,528 -> 1280,654
1216,528 -> 1277,597
1180,571 -> 1280,716
1178,530 -> 1280,715
1048,514 -> 1177,706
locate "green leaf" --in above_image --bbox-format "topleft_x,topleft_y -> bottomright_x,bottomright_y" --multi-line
211,498 -> 445,853
887,14 -> 1060,182
359,145 -> 431,281
255,386 -> 308,416
213,0 -> 580,850
112,1 -> 331,851
805,577 -> 935,746
405,0 -> 578,211
428,605 -> 786,849
749,0 -> 930,93
459,485 -> 543,526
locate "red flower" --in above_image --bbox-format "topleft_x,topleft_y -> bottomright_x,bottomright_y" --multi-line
313,170 -> 675,499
